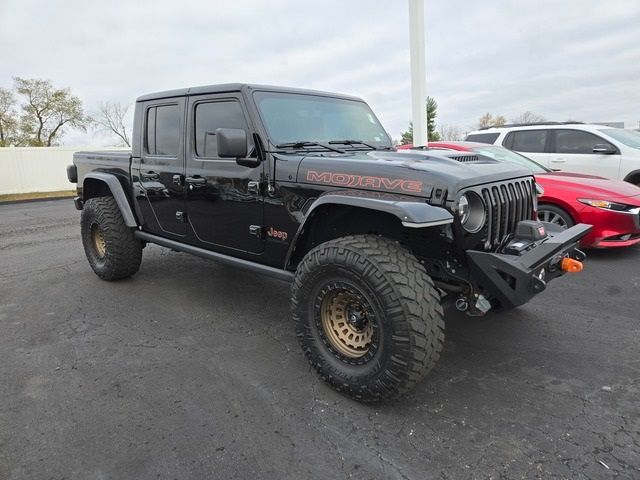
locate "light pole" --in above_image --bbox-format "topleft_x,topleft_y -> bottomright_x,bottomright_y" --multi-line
408,0 -> 427,146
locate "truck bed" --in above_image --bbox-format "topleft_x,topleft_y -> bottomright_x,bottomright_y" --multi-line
73,150 -> 133,191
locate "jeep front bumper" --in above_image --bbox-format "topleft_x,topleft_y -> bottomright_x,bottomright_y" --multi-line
466,223 -> 592,309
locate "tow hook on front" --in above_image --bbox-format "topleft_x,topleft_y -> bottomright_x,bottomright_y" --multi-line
455,292 -> 492,316
548,248 -> 586,276
561,248 -> 586,272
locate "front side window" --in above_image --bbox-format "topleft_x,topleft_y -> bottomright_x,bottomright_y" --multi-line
554,130 -> 615,154
194,100 -> 248,158
254,91 -> 392,148
146,104 -> 180,156
506,130 -> 548,153
598,128 -> 640,149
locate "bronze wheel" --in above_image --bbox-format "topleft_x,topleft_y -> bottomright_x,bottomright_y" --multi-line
81,196 -> 142,281
292,235 -> 445,403
320,288 -> 375,359
91,224 -> 107,258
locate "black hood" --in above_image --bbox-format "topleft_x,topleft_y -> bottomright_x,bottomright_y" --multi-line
281,150 -> 534,199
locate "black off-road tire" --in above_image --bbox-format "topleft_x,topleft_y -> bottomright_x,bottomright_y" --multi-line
291,235 -> 445,403
80,196 -> 142,281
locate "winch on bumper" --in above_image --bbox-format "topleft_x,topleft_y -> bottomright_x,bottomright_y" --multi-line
466,221 -> 593,310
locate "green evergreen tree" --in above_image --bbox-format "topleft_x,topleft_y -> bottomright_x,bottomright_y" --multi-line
400,96 -> 440,144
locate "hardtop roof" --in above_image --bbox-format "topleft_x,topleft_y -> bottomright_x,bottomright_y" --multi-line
136,83 -> 363,103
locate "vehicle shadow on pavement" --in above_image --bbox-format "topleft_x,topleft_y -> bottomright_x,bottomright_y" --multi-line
138,246 -> 552,407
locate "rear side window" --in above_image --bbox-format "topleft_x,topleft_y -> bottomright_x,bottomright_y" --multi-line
505,130 -> 548,153
465,132 -> 499,144
553,130 -> 615,154
145,105 -> 180,156
194,100 -> 248,158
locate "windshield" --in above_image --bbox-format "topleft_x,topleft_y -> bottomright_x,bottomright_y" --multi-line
599,128 -> 640,149
470,145 -> 549,173
254,91 -> 392,149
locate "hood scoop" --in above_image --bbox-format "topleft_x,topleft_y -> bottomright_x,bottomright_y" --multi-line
445,154 -> 497,164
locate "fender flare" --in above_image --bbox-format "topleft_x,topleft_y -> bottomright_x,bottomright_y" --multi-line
285,191 -> 453,268
305,193 -> 454,228
83,172 -> 138,227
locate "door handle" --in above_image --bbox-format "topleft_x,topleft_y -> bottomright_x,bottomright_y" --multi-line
185,176 -> 206,185
247,181 -> 260,194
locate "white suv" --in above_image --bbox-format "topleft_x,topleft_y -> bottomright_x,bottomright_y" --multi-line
465,123 -> 640,185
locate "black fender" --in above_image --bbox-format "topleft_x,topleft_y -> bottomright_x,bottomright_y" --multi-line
82,172 -> 138,227
285,190 -> 453,267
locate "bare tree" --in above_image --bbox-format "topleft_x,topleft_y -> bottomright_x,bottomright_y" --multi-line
493,115 -> 507,127
93,101 -> 132,147
14,77 -> 90,146
0,87 -> 19,146
438,124 -> 463,141
511,111 -> 546,124
477,113 -> 507,129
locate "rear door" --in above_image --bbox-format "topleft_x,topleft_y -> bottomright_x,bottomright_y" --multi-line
184,94 -> 264,254
549,129 -> 620,179
137,99 -> 187,237
502,129 -> 552,167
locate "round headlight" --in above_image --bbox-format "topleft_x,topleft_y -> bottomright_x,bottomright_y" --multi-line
458,192 -> 486,233
458,195 -> 470,224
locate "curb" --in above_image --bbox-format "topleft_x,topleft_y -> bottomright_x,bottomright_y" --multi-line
0,195 -> 75,206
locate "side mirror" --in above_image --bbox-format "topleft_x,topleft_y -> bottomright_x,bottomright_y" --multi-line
216,128 -> 260,168
217,128 -> 247,158
592,144 -> 616,154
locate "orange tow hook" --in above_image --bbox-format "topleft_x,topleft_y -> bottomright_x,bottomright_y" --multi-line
561,257 -> 583,273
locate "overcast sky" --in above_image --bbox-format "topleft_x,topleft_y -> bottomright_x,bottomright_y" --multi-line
0,0 -> 638,145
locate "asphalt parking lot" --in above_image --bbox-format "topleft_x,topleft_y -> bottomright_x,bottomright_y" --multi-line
1,199 -> 639,479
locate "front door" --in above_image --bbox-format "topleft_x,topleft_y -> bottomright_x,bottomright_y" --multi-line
549,129 -> 621,180
184,94 -> 264,254
137,100 -> 187,236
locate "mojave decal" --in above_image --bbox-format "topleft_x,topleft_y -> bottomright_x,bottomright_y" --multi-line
306,170 -> 423,193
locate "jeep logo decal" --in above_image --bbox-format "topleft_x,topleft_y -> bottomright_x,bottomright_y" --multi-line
306,170 -> 422,193
266,227 -> 288,241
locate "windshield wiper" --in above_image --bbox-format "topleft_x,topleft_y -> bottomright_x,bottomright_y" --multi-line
275,141 -> 345,154
328,139 -> 390,150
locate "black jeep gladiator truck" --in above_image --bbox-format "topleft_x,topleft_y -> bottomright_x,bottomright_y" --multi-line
68,84 -> 591,402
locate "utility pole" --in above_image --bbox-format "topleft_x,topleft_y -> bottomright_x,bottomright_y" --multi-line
408,0 -> 427,146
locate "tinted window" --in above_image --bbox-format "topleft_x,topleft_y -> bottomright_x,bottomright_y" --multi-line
554,129 -> 615,154
145,108 -> 156,154
507,130 -> 548,153
465,132 -> 499,144
195,101 -> 247,157
155,105 -> 180,156
145,105 -> 180,156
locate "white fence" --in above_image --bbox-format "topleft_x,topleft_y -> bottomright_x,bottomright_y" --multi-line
0,147 -> 128,195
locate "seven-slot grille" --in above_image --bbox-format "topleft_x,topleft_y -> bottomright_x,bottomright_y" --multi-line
476,178 -> 536,250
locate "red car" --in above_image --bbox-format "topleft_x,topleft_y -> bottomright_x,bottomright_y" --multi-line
399,142 -> 640,248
